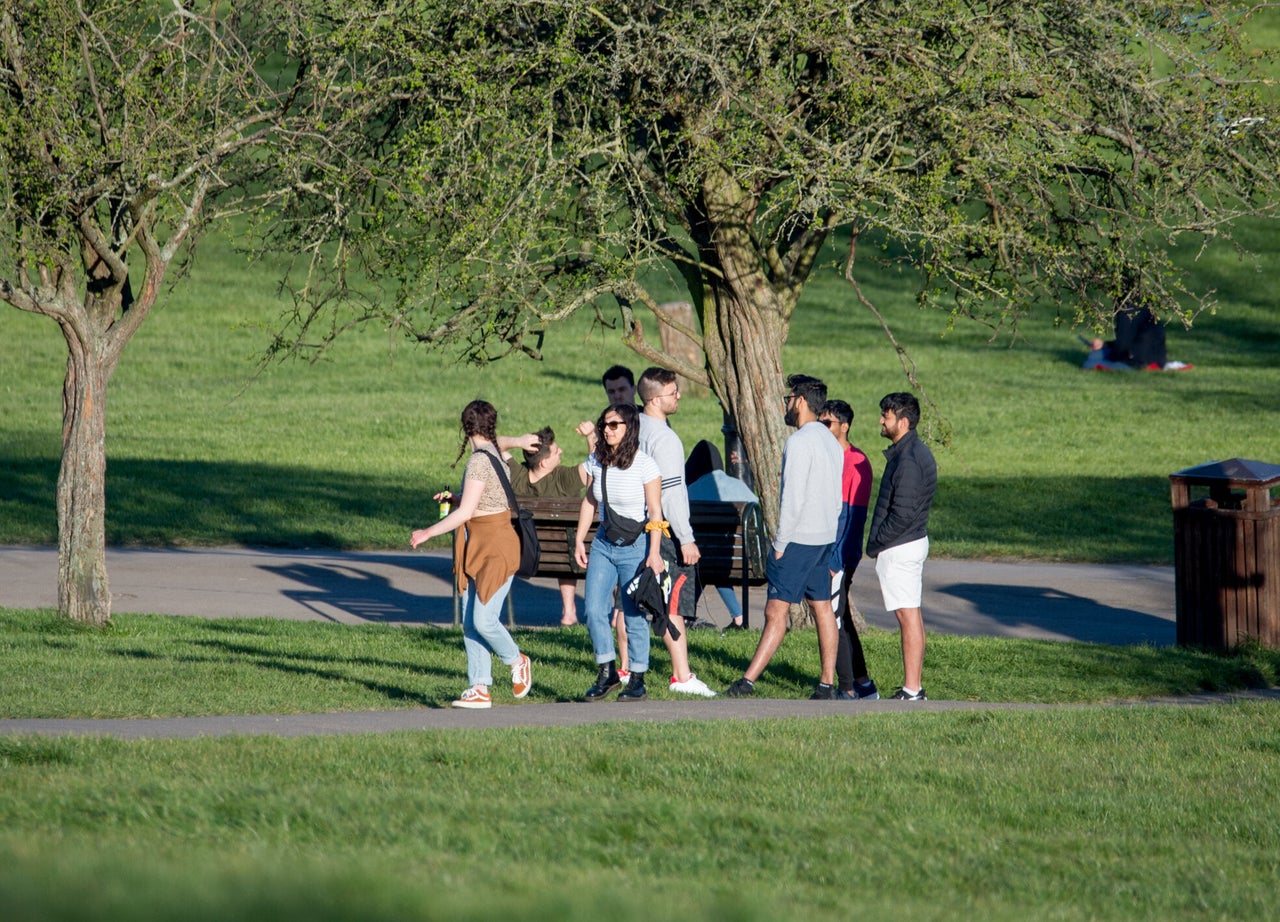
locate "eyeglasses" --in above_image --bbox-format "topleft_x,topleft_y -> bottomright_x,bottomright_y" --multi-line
602,420 -> 626,430
659,388 -> 680,399
820,419 -> 839,429
782,393 -> 799,404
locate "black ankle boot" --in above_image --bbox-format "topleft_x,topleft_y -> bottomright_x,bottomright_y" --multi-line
583,662 -> 621,701
616,670 -> 647,701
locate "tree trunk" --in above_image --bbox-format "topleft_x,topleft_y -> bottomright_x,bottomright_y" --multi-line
51,295 -> 120,627
703,277 -> 789,531
695,169 -> 829,629
55,322 -> 114,625
698,168 -> 792,537
703,281 -> 820,629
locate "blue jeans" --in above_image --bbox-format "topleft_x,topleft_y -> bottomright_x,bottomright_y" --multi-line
716,585 -> 743,619
584,533 -> 650,674
462,576 -> 520,687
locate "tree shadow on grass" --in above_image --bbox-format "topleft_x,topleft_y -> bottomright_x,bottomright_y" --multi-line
112,640 -> 441,707
0,457 -> 1184,562
0,453 -> 443,548
8,456 -> 1266,565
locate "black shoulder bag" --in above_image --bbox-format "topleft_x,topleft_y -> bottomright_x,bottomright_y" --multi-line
481,451 -> 540,578
600,465 -> 647,547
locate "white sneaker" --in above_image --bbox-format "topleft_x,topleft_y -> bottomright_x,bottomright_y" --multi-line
511,653 -> 532,699
451,685 -> 491,709
669,673 -> 717,697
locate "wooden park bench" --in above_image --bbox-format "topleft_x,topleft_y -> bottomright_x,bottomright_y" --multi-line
453,496 -> 769,627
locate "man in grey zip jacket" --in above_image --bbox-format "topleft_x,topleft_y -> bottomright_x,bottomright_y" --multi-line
867,392 -> 937,701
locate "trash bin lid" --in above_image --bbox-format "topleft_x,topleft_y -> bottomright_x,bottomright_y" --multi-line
1169,458 -> 1280,486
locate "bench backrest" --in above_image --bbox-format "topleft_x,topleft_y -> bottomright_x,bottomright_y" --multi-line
515,496 -> 767,586
518,496 -> 588,578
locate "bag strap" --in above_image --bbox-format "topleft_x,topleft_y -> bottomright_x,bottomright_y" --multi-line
600,463 -> 620,525
479,449 -> 523,515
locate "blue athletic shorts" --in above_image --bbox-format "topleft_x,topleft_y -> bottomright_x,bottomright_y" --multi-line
766,542 -> 835,603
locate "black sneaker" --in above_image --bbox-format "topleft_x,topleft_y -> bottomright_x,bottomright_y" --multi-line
810,683 -> 836,700
889,687 -> 927,701
853,679 -> 880,700
616,671 -> 647,701
584,663 -> 621,702
725,677 -> 755,697
835,689 -> 857,701
723,621 -> 747,632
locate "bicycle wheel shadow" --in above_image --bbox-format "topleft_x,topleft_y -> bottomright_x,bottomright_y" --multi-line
259,553 -> 569,627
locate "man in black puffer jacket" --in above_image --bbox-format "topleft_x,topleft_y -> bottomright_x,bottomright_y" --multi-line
867,393 -> 937,702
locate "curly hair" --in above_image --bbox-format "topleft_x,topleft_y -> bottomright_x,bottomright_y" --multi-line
594,402 -> 640,470
451,399 -> 499,467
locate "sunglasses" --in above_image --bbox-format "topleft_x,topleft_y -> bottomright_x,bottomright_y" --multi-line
602,420 -> 626,430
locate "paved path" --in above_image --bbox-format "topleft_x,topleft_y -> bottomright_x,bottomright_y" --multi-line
1,545 -> 1202,738
4,691 -> 1277,739
0,545 -> 1177,644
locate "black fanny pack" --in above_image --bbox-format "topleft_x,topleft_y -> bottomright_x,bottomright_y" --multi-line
600,465 -> 646,546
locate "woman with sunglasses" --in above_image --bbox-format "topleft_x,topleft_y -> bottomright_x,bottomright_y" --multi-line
410,400 -> 532,709
574,402 -> 666,701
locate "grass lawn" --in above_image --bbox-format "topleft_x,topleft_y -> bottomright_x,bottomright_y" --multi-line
0,604 -> 1274,916
3,610 -> 1280,920
3,702 -> 1279,922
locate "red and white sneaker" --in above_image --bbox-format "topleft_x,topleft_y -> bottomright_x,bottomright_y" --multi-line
670,673 -> 717,697
451,685 -> 491,709
511,653 -> 532,699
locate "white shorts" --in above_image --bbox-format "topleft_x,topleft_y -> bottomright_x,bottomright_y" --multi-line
874,536 -> 929,611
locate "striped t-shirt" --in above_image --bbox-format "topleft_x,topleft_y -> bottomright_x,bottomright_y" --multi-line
584,451 -> 661,523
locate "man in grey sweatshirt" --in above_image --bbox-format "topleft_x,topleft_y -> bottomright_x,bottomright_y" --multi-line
726,374 -> 844,698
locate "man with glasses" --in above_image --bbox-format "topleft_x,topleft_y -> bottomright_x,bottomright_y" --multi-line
726,374 -> 843,699
867,392 -> 937,701
636,367 -> 716,697
818,400 -> 879,700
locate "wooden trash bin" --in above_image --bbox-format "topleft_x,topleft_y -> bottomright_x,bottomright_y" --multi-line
1169,458 -> 1280,649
